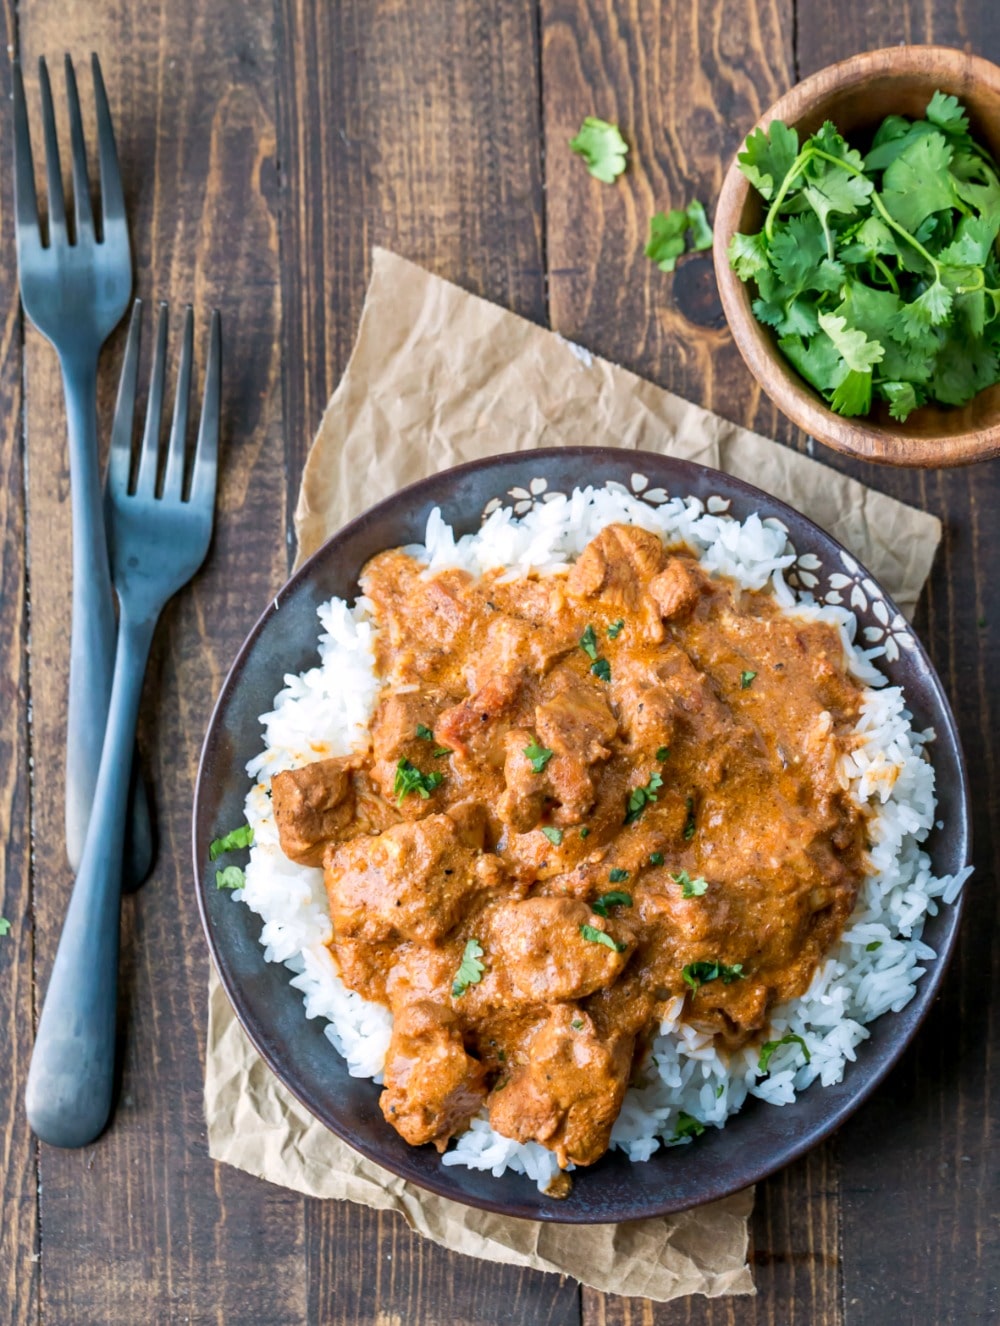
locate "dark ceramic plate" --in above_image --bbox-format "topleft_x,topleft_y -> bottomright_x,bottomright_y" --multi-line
194,447 -> 970,1223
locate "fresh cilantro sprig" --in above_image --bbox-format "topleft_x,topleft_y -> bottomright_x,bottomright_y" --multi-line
646,201 -> 714,272
570,117 -> 629,183
728,95 -> 1000,420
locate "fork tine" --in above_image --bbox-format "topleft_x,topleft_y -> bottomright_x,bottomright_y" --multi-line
107,300 -> 142,498
91,54 -> 126,236
64,54 -> 95,240
12,61 -> 41,241
190,310 -> 221,509
135,302 -> 169,495
162,306 -> 194,500
38,59 -> 68,245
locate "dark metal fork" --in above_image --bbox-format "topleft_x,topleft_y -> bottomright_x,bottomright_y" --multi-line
13,55 -> 152,882
26,300 -> 221,1148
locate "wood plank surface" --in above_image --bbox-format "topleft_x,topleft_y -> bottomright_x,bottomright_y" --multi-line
17,3 -> 306,1323
6,0 -> 999,1321
0,1 -> 39,1321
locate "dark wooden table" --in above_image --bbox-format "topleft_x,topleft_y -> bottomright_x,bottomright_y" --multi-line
2,1 -> 997,1322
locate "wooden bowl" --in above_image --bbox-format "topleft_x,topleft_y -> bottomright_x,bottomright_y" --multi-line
713,45 -> 1000,467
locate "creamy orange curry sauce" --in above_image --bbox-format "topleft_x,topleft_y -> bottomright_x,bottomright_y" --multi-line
270,524 -> 869,1175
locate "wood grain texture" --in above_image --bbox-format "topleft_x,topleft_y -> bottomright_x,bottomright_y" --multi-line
0,0 -> 39,1319
17,2 -> 305,1323
541,0 -> 798,447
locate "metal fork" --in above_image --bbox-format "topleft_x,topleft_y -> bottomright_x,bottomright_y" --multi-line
13,55 -> 152,882
26,300 -> 221,1148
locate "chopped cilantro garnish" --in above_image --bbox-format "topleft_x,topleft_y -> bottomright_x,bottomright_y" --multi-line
209,822 -> 254,860
541,826 -> 564,846
415,723 -> 435,741
580,624 -> 599,660
715,1084 -> 725,1099
524,739 -> 555,774
757,1032 -> 811,1074
571,1018 -> 584,1030
655,746 -> 671,762
0,918 -> 10,937
740,670 -> 758,689
580,924 -> 628,952
216,866 -> 245,891
865,940 -> 882,952
433,746 -> 453,757
607,619 -> 625,639
673,870 -> 708,898
452,939 -> 485,998
591,657 -> 611,682
682,796 -> 697,840
393,758 -> 444,803
608,868 -> 629,884
682,960 -> 745,990
593,890 -> 632,916
624,771 -> 664,825
649,851 -> 665,866
672,1111 -> 706,1141
569,116 -> 629,184
579,826 -> 591,839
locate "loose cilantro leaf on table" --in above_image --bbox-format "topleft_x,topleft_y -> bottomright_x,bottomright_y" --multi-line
645,201 -> 714,272
210,822 -> 254,860
0,918 -> 10,937
580,924 -> 628,953
452,939 -> 485,998
393,758 -> 444,802
569,117 -> 629,183
728,93 -> 1000,421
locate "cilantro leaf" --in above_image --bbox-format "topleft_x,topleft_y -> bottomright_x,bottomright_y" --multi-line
541,826 -> 563,846
682,960 -> 745,990
591,657 -> 612,682
728,230 -> 770,280
757,1032 -> 811,1074
740,670 -> 757,689
881,380 -> 920,421
830,368 -> 874,416
817,312 -> 885,372
649,851 -> 665,866
778,331 -> 848,394
624,770 -> 664,825
580,924 -> 628,953
592,889 -> 632,916
655,746 -> 671,761
216,866 -> 245,891
452,939 -> 485,998
673,870 -> 708,898
686,200 -> 714,250
672,1111 -> 706,1141
607,619 -> 625,639
393,758 -> 444,802
570,117 -> 629,183
682,796 -> 697,840
524,739 -> 555,774
0,918 -> 10,937
210,822 -> 254,860
926,90 -> 969,137
415,723 -> 435,741
881,133 -> 955,231
736,121 -> 800,200
645,209 -> 690,273
580,624 -> 599,660
608,868 -> 629,884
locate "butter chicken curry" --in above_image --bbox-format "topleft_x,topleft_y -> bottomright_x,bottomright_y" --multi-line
270,524 -> 869,1175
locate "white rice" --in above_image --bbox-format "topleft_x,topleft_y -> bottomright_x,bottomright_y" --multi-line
230,485 -> 970,1191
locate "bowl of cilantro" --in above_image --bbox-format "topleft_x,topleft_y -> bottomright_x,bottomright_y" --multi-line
713,45 -> 1000,466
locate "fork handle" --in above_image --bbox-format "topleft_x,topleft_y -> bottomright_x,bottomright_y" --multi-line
26,607 -> 157,1147
61,352 -> 154,886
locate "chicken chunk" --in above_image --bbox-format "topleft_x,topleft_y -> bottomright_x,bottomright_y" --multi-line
369,688 -> 453,811
484,898 -> 631,1004
434,666 -> 527,766
271,756 -> 357,866
649,555 -> 707,622
488,1005 -> 633,1166
325,811 -> 489,944
535,668 -> 618,762
566,524 -> 667,641
380,999 -> 487,1149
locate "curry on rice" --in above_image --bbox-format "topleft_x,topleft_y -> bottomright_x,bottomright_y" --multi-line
268,523 -> 869,1174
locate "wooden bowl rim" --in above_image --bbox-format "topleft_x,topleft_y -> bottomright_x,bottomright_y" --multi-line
713,44 -> 1000,468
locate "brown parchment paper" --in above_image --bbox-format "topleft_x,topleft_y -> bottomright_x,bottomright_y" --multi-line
206,247 -> 942,1302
